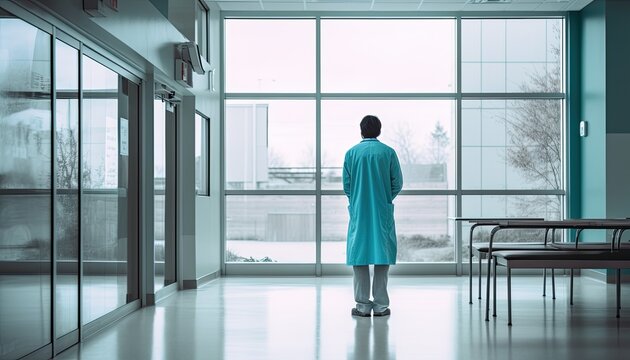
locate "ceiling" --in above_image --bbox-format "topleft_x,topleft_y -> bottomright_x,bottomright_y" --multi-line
210,0 -> 594,12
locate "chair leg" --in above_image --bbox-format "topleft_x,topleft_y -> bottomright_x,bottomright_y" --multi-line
469,251 -> 473,304
478,256 -> 483,300
508,267 -> 512,326
570,269 -> 574,306
485,256 -> 492,321
552,269 -> 556,300
493,259 -> 497,317
543,268 -> 547,297
617,269 -> 621,318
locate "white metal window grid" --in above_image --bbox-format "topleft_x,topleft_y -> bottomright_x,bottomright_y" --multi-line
220,13 -> 567,276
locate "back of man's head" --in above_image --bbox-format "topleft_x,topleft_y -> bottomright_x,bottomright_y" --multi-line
360,115 -> 381,138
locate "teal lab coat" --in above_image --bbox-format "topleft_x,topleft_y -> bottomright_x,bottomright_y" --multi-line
343,138 -> 403,266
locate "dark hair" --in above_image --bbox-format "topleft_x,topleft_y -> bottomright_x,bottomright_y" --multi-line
360,115 -> 381,138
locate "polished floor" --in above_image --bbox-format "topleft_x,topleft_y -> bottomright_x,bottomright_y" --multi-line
54,275 -> 630,360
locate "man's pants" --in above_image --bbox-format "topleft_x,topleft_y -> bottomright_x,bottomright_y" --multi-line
353,265 -> 390,314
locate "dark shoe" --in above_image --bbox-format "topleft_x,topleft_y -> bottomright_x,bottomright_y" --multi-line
373,308 -> 391,317
352,308 -> 371,317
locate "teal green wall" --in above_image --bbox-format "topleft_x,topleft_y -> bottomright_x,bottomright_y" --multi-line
567,12 -> 581,220
575,0 -> 630,278
605,0 -> 630,230
578,0 -> 607,221
605,0 -> 630,134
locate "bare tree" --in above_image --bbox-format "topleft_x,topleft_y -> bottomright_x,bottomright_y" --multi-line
504,23 -> 562,217
388,121 -> 421,165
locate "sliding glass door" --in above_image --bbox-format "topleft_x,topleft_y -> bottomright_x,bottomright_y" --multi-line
0,7 -> 140,357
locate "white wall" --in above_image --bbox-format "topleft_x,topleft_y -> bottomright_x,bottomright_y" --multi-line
194,1 -> 222,280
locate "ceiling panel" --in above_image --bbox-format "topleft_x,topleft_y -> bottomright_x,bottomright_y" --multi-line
216,1 -> 261,10
370,2 -> 426,10
416,3 -> 466,11
213,0 -> 594,11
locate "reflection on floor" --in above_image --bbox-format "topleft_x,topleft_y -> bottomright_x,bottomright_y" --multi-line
54,276 -> 630,360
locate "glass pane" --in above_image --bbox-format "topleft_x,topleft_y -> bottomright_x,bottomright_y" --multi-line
225,100 -> 315,190
195,113 -> 209,196
55,39 -> 79,337
226,196 -> 315,263
0,20 -> 51,190
82,55 -> 137,323
322,196 -> 455,263
225,19 -> 315,93
195,0 -> 208,59
0,195 -> 52,358
462,18 -> 563,93
322,100 -> 455,190
461,195 -> 563,261
321,19 -> 456,93
154,100 -> 166,291
0,16 -> 52,359
462,99 -> 563,190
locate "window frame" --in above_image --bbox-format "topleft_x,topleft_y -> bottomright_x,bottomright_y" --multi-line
196,111 -> 211,196
195,0 -> 209,62
221,14 -> 567,275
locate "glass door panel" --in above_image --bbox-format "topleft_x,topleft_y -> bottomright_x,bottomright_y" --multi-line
154,99 -> 176,291
81,54 -> 138,324
0,15 -> 52,359
55,39 -> 79,338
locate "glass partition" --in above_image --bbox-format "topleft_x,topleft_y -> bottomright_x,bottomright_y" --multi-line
55,39 -> 80,338
82,54 -> 138,324
154,99 -> 176,291
0,15 -> 52,359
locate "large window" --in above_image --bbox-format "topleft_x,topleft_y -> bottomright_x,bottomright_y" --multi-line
224,17 -> 565,271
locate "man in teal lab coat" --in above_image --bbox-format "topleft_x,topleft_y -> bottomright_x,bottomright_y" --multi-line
343,115 -> 403,317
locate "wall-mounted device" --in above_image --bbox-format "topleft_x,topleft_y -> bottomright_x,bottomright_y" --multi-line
579,120 -> 588,137
155,83 -> 175,100
176,42 -> 209,75
175,59 -> 193,88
